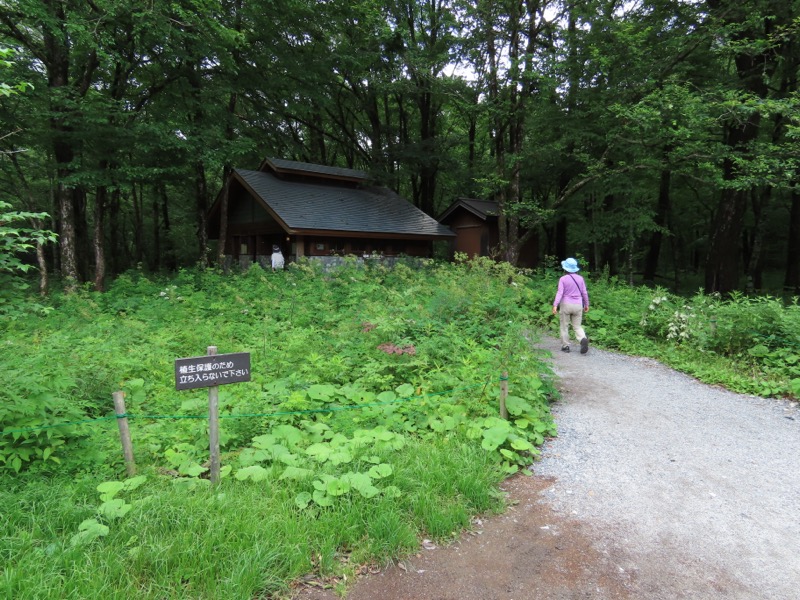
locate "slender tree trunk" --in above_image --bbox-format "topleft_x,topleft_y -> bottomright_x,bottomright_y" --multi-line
746,186 -> 771,293
8,153 -> 50,294
644,169 -> 672,284
217,89 -> 238,268
57,182 -> 78,288
93,185 -> 107,291
109,188 -> 122,274
705,188 -> 749,293
217,167 -> 231,269
151,189 -> 160,272
160,184 -> 176,271
132,184 -> 144,266
195,162 -> 209,266
785,189 -> 800,294
555,219 -> 567,262
35,241 -> 49,296
74,188 -> 90,281
416,85 -> 438,217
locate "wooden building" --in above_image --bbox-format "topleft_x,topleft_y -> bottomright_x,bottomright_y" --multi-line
438,198 -> 539,267
207,158 -> 454,269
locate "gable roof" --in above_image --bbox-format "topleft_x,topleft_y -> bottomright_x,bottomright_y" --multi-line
438,198 -> 500,223
231,168 -> 454,239
258,157 -> 368,183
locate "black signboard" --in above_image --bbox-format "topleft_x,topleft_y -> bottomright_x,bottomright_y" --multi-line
175,352 -> 251,391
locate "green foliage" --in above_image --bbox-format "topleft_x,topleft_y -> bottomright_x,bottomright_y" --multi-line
0,371 -> 86,473
0,260 -> 561,597
2,260 -> 555,472
0,201 -> 57,275
537,272 -> 800,399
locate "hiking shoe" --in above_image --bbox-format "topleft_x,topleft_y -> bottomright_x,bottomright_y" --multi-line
561,345 -> 570,353
580,337 -> 589,354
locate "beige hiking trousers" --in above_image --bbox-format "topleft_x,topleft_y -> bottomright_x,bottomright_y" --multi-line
559,302 -> 586,347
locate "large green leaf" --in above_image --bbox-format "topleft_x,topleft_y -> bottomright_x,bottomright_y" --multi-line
295,491 -> 312,509
368,463 -> 393,479
481,425 -> 509,451
235,465 -> 269,482
280,466 -> 314,480
326,478 -> 350,496
307,384 -> 337,401
70,519 -> 109,547
96,481 -> 124,502
312,490 -> 334,507
98,499 -> 132,521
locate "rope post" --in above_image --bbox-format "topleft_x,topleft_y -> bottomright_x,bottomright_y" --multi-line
112,391 -> 136,477
710,317 -> 717,337
499,372 -> 509,420
207,346 -> 221,485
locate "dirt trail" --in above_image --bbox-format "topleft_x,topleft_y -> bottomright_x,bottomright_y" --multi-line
292,336 -> 800,600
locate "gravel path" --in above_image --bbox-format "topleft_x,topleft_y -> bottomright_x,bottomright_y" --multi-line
293,336 -> 800,600
534,335 -> 800,599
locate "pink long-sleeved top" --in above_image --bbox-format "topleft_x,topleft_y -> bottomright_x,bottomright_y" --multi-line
553,273 -> 589,308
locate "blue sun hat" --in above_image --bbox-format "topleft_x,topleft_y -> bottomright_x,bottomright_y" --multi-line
561,257 -> 580,273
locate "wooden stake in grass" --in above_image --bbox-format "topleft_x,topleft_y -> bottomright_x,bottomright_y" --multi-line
207,345 -> 221,485
499,371 -> 509,420
112,391 -> 136,477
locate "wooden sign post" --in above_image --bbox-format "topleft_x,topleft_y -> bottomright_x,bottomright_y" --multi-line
499,371 -> 509,420
175,348 -> 251,484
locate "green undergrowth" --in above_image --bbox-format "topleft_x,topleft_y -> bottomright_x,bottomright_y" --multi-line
1,256 -> 556,599
531,265 -> 800,400
4,257 -> 796,599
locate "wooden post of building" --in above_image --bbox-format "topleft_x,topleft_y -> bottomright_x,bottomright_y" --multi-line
112,391 -> 136,477
499,371 -> 509,420
207,346 -> 221,485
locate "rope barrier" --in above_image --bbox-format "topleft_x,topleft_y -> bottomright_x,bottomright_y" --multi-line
1,377 -> 504,435
1,415 -> 120,434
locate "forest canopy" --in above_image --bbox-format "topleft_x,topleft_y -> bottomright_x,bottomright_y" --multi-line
1,0 -> 798,294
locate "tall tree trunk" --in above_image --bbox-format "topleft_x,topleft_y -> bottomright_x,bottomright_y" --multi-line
704,188 -> 749,293
36,0 -> 99,289
93,184 -> 107,291
746,186 -> 771,293
108,188 -> 122,274
704,0 -> 775,294
643,169 -> 672,284
151,189 -> 160,272
57,181 -> 78,288
132,184 -> 144,266
555,218 -> 567,262
160,184 -> 176,271
217,167 -> 231,269
42,0 -> 78,289
217,89 -> 238,268
704,104 -> 762,294
195,161 -> 209,267
8,153 -> 50,294
785,189 -> 800,294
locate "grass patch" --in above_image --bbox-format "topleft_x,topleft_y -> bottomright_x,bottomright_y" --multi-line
1,437 -> 505,599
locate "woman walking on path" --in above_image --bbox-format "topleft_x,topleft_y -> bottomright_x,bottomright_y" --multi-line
552,258 -> 590,353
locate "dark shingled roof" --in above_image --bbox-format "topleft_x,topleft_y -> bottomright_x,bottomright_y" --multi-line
235,168 -> 454,238
261,157 -> 368,182
438,198 -> 499,222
